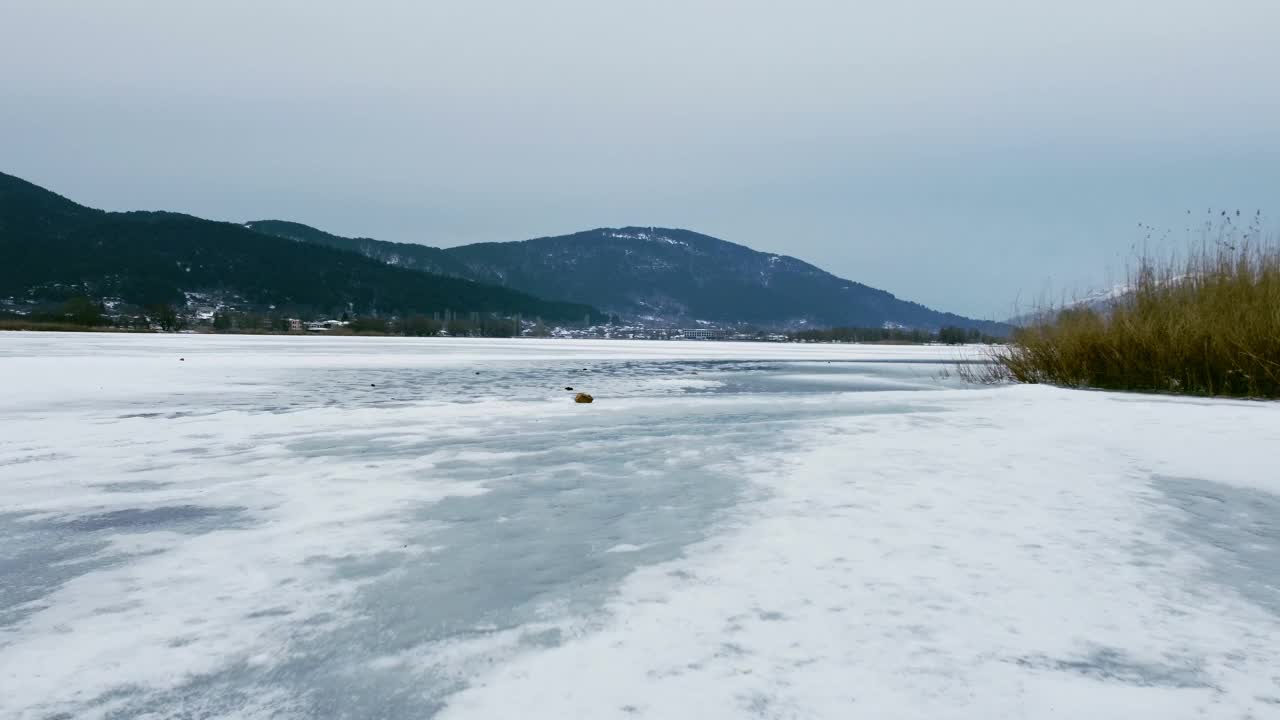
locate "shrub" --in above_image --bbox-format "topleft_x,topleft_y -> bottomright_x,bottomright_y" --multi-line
993,222 -> 1280,398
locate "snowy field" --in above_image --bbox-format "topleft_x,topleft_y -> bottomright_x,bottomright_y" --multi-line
1,333 -> 1277,719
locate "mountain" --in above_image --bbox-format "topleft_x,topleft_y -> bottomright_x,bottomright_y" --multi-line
250,222 -> 1007,333
0,172 -> 597,321
1007,275 -> 1197,327
244,220 -> 472,277
4,169 -> 1003,332
1006,285 -> 1131,327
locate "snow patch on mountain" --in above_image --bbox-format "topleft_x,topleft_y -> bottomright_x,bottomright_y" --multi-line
605,230 -> 688,247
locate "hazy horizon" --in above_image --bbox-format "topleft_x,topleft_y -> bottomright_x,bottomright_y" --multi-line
4,0 -> 1277,319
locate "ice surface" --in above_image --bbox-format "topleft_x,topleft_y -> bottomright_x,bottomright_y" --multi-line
1,333 -> 1277,719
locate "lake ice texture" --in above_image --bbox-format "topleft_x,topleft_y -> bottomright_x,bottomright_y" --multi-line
1,334 -> 1277,719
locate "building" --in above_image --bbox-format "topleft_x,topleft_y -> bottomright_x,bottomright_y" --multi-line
681,328 -> 727,340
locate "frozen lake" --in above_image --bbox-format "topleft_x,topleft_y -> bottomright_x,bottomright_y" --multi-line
1,334 -> 1277,719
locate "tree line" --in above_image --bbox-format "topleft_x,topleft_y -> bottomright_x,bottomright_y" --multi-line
0,296 -> 540,337
789,325 -> 1001,344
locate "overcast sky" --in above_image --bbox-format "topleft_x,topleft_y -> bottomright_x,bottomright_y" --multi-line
3,1 -> 1277,318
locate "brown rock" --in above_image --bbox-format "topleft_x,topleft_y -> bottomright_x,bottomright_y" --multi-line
574,393 -> 594,404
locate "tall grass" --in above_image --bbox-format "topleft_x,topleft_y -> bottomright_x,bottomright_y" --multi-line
993,222 -> 1280,398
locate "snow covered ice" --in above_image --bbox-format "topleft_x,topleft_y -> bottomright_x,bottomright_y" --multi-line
1,334 -> 1278,719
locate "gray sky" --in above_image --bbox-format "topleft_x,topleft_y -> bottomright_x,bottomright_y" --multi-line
3,0 -> 1277,319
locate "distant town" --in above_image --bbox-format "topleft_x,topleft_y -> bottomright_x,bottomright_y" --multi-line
1,290 -> 998,344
